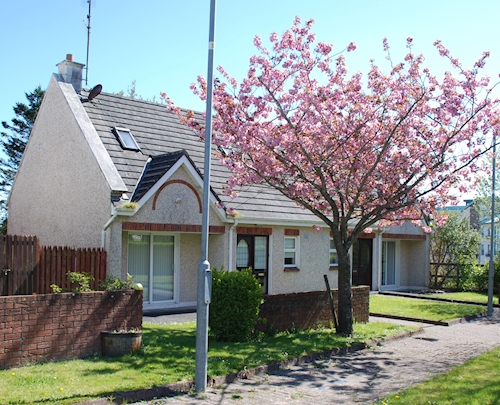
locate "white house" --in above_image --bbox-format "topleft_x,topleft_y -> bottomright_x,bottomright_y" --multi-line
7,55 -> 431,311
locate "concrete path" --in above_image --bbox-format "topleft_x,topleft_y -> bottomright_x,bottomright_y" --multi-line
131,310 -> 500,404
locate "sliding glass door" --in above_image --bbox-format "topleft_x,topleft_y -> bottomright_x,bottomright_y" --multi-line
128,234 -> 175,303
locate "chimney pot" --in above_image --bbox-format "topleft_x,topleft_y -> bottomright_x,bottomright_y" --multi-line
56,54 -> 85,94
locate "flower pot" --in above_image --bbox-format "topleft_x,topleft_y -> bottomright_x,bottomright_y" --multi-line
101,330 -> 142,357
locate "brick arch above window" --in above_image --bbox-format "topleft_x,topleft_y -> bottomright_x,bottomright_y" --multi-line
152,179 -> 202,213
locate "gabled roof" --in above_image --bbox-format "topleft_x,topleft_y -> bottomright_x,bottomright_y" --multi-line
132,150 -> 189,202
81,91 -> 319,225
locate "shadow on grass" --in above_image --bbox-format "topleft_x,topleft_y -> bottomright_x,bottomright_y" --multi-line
81,323 -> 198,375
411,301 -> 485,320
2,322 -> 415,405
372,295 -> 485,321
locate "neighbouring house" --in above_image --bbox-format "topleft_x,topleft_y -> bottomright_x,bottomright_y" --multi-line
478,217 -> 499,264
7,55 -> 430,311
441,200 -> 496,264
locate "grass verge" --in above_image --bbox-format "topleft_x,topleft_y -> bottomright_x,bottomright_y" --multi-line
0,321 -> 415,405
426,291 -> 499,305
370,294 -> 486,321
377,346 -> 500,405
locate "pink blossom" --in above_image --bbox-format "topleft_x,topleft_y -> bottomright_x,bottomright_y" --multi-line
347,42 -> 357,52
167,17 -> 498,334
422,226 -> 433,234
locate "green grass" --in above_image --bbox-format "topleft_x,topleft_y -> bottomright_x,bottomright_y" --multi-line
377,346 -> 500,405
370,295 -> 486,321
0,321 -> 415,405
426,291 -> 499,305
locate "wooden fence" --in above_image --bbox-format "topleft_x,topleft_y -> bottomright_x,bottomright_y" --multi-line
0,235 -> 39,296
429,262 -> 460,290
0,235 -> 107,296
37,245 -> 107,294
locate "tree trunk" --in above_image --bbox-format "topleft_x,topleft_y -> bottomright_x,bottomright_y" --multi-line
336,246 -> 353,336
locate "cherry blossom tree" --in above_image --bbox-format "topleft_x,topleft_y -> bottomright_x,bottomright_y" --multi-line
165,17 -> 500,336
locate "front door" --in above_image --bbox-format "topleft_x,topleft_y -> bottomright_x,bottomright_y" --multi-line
352,238 -> 373,288
127,234 -> 175,303
236,234 -> 268,294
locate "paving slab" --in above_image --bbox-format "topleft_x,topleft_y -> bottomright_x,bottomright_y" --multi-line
129,309 -> 500,405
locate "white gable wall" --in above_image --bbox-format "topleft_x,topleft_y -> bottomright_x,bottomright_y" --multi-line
8,76 -> 114,248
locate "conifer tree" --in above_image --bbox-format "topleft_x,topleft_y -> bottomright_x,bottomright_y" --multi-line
0,86 -> 45,232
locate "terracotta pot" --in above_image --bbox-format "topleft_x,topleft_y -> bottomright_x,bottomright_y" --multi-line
101,330 -> 142,357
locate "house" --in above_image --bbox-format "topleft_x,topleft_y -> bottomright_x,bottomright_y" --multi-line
7,55 -> 430,311
478,218 -> 499,264
441,200 -> 496,264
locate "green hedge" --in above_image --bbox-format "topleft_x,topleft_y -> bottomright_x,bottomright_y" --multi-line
209,268 -> 263,342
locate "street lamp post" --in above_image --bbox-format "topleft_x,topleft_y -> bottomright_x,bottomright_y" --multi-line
488,133 -> 496,316
195,0 -> 217,392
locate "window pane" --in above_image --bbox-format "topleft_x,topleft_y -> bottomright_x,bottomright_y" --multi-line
382,241 -> 396,285
152,235 -> 174,301
284,251 -> 295,265
284,238 -> 295,250
329,250 -> 338,265
128,234 -> 150,301
254,236 -> 267,270
329,238 -> 338,265
236,239 -> 249,268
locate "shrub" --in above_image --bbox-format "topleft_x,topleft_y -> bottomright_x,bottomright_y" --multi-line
209,267 -> 264,342
67,271 -> 95,292
459,262 -> 488,291
100,273 -> 134,291
50,271 -> 94,293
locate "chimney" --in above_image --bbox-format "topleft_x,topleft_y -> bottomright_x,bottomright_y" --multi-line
56,54 -> 85,94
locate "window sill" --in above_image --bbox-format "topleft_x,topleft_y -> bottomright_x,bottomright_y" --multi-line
329,265 -> 339,270
283,267 -> 300,272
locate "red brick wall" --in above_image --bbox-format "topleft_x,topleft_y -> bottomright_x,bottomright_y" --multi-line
258,286 -> 369,332
0,290 -> 142,369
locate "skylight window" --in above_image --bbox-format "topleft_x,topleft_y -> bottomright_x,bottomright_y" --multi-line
112,127 -> 140,151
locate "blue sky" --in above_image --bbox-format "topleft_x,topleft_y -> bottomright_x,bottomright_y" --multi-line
2,0 -> 500,144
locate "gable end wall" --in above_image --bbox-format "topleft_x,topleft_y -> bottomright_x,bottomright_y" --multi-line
8,77 -> 112,248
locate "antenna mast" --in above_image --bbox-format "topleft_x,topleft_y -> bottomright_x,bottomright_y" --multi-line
85,0 -> 92,87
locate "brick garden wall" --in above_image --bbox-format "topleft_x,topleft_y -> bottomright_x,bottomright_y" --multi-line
0,290 -> 142,369
258,286 -> 370,332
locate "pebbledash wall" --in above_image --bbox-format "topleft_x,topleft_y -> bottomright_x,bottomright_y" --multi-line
0,290 -> 142,369
258,286 -> 370,332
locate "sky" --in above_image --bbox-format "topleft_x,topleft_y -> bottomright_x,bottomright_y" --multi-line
1,0 -> 500,201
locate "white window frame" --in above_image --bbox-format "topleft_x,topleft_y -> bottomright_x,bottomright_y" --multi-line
284,236 -> 299,268
113,127 -> 141,151
127,232 -> 180,307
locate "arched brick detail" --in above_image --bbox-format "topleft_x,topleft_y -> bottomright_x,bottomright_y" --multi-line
152,180 -> 202,213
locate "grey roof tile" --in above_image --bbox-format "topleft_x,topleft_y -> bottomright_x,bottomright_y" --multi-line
82,92 -> 317,223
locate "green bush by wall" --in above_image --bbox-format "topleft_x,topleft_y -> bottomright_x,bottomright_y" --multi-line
209,268 -> 263,342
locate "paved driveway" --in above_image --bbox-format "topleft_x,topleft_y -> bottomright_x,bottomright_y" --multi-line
127,309 -> 500,404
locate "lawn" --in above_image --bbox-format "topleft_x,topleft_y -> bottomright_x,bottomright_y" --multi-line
0,321 -> 415,405
370,294 -> 486,321
378,346 -> 500,405
426,291 -> 499,305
